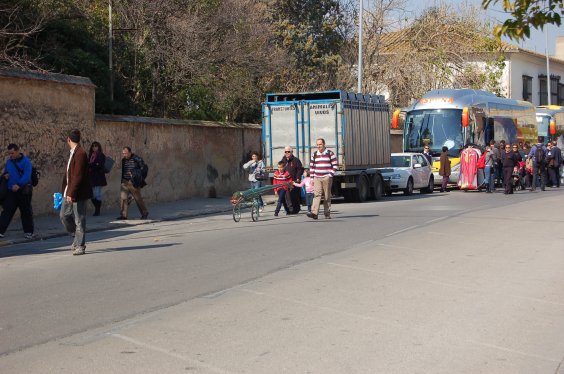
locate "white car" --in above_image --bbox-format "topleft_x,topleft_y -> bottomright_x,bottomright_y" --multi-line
381,153 -> 434,195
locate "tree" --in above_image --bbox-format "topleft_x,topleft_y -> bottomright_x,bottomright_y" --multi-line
482,0 -> 563,40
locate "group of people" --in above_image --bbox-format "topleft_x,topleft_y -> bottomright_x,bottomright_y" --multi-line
438,137 -> 563,195
0,129 -> 149,255
243,138 -> 338,220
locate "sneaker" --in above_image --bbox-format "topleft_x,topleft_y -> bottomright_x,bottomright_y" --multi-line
140,213 -> 149,220
115,216 -> 127,220
72,247 -> 85,256
274,212 -> 279,216
259,207 -> 264,212
325,215 -> 331,219
0,233 -> 4,238
306,212 -> 318,220
24,233 -> 33,239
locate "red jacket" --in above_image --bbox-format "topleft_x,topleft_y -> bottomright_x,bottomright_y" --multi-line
273,170 -> 292,193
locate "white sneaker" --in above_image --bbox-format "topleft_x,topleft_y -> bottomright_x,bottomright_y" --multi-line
24,233 -> 33,239
259,207 -> 264,212
0,233 -> 4,238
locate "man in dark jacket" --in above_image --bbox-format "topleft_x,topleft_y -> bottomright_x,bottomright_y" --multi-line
501,143 -> 520,194
280,146 -> 304,214
549,141 -> 562,187
117,147 -> 148,220
60,129 -> 93,255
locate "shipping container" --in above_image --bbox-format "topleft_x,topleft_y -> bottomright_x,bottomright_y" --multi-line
262,90 -> 391,202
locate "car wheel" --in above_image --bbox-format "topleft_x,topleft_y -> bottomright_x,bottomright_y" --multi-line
421,176 -> 434,193
403,178 -> 413,195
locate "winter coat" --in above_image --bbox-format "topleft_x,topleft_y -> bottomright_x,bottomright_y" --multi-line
439,151 -> 451,176
88,151 -> 107,187
62,144 -> 93,202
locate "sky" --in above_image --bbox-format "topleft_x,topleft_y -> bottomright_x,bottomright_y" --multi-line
407,0 -> 564,56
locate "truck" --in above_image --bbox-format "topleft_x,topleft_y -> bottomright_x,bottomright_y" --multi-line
261,90 -> 391,202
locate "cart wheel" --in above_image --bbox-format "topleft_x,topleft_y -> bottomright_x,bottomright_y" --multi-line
251,202 -> 260,222
233,204 -> 241,222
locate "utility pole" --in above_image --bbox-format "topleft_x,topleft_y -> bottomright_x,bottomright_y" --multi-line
545,25 -> 551,106
357,0 -> 363,94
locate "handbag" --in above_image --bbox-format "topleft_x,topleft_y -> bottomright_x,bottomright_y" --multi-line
104,156 -> 115,173
254,169 -> 268,181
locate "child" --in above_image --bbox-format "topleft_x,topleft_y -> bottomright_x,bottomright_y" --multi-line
273,161 -> 292,216
293,169 -> 313,213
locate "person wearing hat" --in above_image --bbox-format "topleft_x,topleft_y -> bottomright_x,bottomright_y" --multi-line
60,129 -> 93,255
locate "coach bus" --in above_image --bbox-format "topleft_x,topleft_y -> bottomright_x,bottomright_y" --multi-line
392,89 -> 537,184
536,105 -> 564,146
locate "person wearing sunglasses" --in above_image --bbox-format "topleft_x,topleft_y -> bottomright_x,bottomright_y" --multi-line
501,143 -> 520,194
280,146 -> 304,214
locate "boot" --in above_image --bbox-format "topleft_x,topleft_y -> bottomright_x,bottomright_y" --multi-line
94,199 -> 101,216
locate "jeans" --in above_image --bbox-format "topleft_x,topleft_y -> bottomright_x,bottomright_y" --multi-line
275,189 -> 289,214
484,165 -> 494,192
531,162 -> 546,190
0,190 -> 34,234
92,186 -> 103,201
305,192 -> 314,212
60,199 -> 87,249
250,181 -> 264,207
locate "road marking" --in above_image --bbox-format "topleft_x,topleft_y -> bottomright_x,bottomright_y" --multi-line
467,339 -> 561,363
426,216 -> 449,224
239,288 -> 402,327
385,225 -> 419,237
111,333 -> 233,374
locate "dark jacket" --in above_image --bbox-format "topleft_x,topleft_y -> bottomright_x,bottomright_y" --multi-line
88,151 -> 107,187
121,154 -> 147,188
439,151 -> 451,176
62,144 -> 93,202
501,151 -> 519,168
551,146 -> 562,166
280,155 -> 304,182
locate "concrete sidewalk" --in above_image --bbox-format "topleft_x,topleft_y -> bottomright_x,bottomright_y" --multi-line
0,195 -> 278,248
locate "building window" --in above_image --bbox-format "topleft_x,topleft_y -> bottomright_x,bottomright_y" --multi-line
522,75 -> 532,102
551,76 -> 560,105
539,75 -> 548,105
559,83 -> 564,105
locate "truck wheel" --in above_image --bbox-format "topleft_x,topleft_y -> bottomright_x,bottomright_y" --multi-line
370,175 -> 384,200
353,175 -> 369,202
403,178 -> 414,195
343,190 -> 354,202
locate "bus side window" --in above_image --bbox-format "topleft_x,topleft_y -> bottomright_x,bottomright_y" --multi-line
486,118 -> 495,143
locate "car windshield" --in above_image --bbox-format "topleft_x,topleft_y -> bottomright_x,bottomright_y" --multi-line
404,108 -> 463,157
391,156 -> 411,167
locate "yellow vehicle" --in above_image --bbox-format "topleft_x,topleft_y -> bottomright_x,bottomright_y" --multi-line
393,89 -> 537,184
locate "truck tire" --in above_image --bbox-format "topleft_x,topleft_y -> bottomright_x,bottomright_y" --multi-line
343,190 -> 355,202
370,174 -> 384,200
353,175 -> 369,202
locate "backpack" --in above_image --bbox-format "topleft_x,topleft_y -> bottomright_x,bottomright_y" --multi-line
535,146 -> 546,164
477,152 -> 486,169
141,163 -> 148,179
103,156 -> 115,174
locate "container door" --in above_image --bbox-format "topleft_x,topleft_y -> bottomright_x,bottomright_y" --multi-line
263,102 -> 301,169
304,100 -> 342,168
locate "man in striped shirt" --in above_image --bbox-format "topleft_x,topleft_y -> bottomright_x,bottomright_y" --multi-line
307,138 -> 338,220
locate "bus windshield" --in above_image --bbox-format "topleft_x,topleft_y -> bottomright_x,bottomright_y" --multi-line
404,109 -> 463,157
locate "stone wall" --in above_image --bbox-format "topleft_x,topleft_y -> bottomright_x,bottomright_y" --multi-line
0,69 -> 261,216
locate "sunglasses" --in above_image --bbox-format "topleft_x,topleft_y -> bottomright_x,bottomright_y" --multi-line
284,151 -> 292,153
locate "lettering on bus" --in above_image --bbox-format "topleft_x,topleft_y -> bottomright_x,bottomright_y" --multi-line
309,103 -> 334,115
420,97 -> 454,104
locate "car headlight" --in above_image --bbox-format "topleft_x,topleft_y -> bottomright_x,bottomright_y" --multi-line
389,173 -> 402,180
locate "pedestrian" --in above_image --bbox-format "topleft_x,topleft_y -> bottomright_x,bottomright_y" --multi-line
308,138 -> 338,220
0,144 -> 34,239
293,169 -> 314,213
438,146 -> 451,192
60,129 -> 92,255
548,141 -> 562,187
484,145 -> 495,193
501,143 -> 519,194
88,141 -> 107,216
528,138 -> 546,191
243,151 -> 265,211
117,147 -> 149,220
280,146 -> 304,214
273,161 -> 291,216
422,145 -> 433,165
496,140 -> 506,187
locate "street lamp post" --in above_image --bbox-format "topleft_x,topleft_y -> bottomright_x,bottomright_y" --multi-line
545,25 -> 551,106
357,0 -> 363,94
109,0 -> 114,111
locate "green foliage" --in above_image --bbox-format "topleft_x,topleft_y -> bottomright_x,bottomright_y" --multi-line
482,0 -> 563,39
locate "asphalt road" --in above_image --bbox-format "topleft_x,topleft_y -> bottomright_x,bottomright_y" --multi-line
1,189 -> 563,373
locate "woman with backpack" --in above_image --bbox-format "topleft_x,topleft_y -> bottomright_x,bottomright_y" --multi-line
88,141 -> 107,216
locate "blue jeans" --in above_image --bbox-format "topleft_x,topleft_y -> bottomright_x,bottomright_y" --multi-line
250,181 -> 264,207
305,192 -> 314,212
92,186 -> 103,201
484,165 -> 494,192
275,189 -> 289,214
